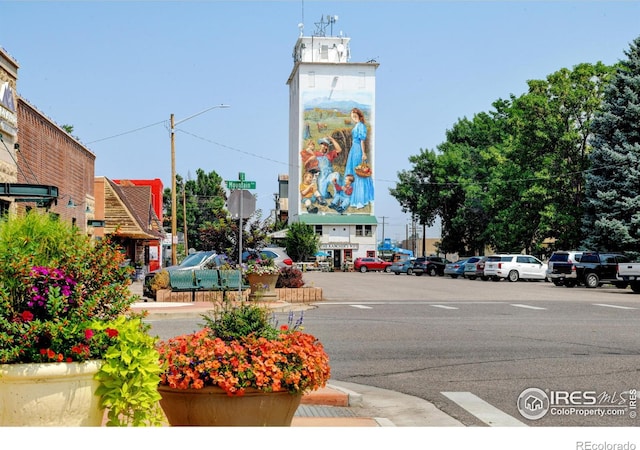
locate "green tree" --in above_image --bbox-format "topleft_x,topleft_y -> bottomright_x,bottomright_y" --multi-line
582,36 -> 640,253
389,148 -> 440,256
163,169 -> 227,257
197,210 -> 271,263
283,222 -> 318,262
392,62 -> 612,256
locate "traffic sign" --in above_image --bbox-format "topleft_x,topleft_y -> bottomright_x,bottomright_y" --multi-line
226,180 -> 256,190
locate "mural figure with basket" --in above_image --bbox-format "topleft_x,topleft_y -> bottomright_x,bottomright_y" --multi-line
344,107 -> 374,209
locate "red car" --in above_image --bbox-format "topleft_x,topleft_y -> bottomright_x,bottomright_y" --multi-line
354,257 -> 392,273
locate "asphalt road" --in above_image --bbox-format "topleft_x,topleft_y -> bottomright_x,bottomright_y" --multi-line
147,270 -> 640,427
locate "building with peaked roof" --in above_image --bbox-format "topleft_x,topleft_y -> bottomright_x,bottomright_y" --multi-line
94,177 -> 164,273
286,17 -> 380,268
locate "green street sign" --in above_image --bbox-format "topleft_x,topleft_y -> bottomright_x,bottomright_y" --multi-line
226,180 -> 256,190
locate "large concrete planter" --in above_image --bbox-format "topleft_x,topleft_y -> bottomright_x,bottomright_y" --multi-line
0,360 -> 104,426
158,385 -> 302,426
247,273 -> 279,301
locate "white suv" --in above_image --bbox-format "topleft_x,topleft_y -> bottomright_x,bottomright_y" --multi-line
483,254 -> 548,282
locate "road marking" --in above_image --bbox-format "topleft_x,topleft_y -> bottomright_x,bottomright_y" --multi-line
510,304 -> 547,310
441,392 -> 527,427
593,303 -> 637,310
350,304 -> 373,309
431,304 -> 459,310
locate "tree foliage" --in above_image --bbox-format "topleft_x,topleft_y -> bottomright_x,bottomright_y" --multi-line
582,36 -> 640,254
283,222 -> 319,262
163,168 -> 273,262
391,61 -> 614,256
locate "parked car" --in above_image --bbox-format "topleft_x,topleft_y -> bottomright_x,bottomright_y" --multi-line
243,247 -> 294,268
390,258 -> 417,275
444,258 -> 469,278
463,256 -> 489,280
573,252 -> 630,288
616,259 -> 640,293
413,256 -> 450,276
354,257 -> 392,273
547,250 -> 583,286
143,250 -> 224,299
483,254 -> 548,282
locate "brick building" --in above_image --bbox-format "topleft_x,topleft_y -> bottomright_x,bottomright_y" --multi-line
17,98 -> 96,233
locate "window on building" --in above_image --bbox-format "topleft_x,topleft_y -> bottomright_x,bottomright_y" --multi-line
344,249 -> 352,262
320,45 -> 329,60
314,225 -> 323,236
0,200 -> 9,217
366,250 -> 375,257
356,225 -> 372,237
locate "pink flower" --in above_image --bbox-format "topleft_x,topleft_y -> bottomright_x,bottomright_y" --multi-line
84,329 -> 94,340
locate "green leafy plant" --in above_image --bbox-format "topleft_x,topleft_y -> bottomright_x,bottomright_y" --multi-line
201,303 -> 279,341
94,315 -> 165,426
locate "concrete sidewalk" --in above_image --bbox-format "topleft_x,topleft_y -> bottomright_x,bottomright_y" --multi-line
129,281 -> 464,427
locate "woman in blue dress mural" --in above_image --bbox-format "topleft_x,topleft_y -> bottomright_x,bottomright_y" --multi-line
344,107 -> 374,209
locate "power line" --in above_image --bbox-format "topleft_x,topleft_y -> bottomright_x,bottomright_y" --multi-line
85,119 -> 166,144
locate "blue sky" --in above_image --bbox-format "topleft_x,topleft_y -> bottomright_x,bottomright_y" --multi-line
2,1 -> 640,244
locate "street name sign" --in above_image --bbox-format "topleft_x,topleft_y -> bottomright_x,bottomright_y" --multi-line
225,180 -> 256,190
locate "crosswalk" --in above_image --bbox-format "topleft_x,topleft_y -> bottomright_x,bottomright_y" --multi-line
442,392 -> 527,426
326,301 -> 639,311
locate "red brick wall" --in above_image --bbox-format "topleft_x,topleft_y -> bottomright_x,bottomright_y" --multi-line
17,98 -> 95,232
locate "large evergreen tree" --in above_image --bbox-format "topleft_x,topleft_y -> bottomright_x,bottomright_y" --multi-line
582,36 -> 640,254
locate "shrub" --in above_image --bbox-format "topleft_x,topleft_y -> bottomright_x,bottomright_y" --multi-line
200,303 -> 279,341
276,266 -> 304,288
0,211 -> 135,363
149,270 -> 170,295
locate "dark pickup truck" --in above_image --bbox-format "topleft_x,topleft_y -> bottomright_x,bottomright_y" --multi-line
557,252 -> 631,289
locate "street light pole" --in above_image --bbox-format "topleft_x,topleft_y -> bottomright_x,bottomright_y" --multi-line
170,104 -> 229,266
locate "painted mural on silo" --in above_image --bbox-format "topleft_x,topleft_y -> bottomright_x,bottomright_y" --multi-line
299,91 -> 374,216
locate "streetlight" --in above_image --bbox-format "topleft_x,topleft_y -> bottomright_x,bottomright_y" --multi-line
170,104 -> 230,265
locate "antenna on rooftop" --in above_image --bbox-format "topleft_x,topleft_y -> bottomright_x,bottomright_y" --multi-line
313,14 -> 338,37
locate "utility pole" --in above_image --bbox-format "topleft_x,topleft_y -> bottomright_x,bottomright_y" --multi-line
170,104 -> 229,266
379,216 -> 388,243
170,113 -> 177,265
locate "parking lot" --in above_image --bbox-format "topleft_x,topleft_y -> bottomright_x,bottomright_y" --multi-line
301,270 -> 640,304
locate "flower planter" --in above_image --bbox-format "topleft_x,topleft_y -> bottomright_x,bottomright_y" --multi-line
247,273 -> 279,301
158,385 -> 302,426
0,360 -> 104,426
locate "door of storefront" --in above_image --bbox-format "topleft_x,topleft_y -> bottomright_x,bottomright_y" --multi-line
332,251 -> 341,270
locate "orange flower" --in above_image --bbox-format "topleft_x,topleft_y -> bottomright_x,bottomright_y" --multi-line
157,327 -> 330,395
